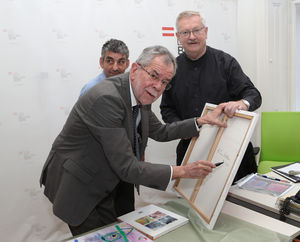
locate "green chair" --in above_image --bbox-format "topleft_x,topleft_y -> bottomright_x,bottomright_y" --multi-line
257,112 -> 300,174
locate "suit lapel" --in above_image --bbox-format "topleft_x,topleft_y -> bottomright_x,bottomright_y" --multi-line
117,73 -> 149,155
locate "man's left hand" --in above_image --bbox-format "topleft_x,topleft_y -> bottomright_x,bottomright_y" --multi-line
223,100 -> 248,117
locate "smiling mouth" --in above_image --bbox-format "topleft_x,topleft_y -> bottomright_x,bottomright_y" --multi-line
147,91 -> 155,98
146,88 -> 158,98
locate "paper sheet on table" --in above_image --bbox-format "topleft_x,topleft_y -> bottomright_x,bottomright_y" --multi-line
277,163 -> 300,177
237,173 -> 295,196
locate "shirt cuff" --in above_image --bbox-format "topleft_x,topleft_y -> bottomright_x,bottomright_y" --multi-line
194,117 -> 201,131
242,99 -> 250,110
165,165 -> 173,190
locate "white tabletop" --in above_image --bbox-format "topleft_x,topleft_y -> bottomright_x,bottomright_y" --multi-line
228,172 -> 300,223
222,201 -> 300,238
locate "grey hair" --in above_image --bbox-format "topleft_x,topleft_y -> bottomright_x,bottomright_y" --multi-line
176,11 -> 206,31
136,45 -> 177,74
101,39 -> 129,60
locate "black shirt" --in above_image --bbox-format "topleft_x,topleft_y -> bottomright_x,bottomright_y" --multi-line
160,46 -> 262,123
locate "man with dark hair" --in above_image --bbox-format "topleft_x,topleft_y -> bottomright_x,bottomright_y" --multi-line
40,45 -> 227,236
79,38 -> 130,96
160,11 -> 262,182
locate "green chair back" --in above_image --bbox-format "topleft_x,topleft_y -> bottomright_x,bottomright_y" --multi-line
258,112 -> 300,174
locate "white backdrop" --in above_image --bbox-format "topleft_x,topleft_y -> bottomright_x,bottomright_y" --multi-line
0,0 -> 238,241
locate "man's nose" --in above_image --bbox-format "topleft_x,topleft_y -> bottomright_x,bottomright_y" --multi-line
153,80 -> 163,91
112,62 -> 119,70
189,32 -> 197,39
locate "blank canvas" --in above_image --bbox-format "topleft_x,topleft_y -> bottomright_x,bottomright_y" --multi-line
174,103 -> 258,229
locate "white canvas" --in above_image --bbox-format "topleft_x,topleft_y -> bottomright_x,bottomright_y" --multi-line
174,103 -> 259,229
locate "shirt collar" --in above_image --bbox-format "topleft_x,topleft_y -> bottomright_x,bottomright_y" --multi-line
129,77 -> 137,107
100,71 -> 106,79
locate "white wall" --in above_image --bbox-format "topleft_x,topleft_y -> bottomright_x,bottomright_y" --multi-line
296,2 -> 300,110
236,0 -> 298,148
0,1 -> 240,241
238,0 -> 292,112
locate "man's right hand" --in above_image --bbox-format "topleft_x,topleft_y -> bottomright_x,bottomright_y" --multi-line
172,160 -> 216,179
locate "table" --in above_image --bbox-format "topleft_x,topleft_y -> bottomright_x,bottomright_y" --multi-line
223,201 -> 300,239
62,172 -> 300,241
227,172 -> 300,232
62,198 -> 298,242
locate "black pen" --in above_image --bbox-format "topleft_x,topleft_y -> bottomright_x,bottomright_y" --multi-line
214,162 -> 224,167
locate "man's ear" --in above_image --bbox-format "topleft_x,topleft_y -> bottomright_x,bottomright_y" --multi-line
176,32 -> 181,44
99,58 -> 104,68
204,27 -> 208,40
131,62 -> 139,72
130,62 -> 139,79
125,59 -> 130,69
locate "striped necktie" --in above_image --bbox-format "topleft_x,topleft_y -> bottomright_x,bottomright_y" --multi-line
132,105 -> 141,194
132,105 -> 140,160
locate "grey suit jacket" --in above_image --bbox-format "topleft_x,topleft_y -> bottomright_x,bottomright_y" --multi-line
40,72 -> 198,226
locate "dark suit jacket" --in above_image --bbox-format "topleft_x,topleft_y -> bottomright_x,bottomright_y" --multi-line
40,72 -> 198,226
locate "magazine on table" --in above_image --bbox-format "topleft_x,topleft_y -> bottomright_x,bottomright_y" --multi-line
117,204 -> 188,240
237,173 -> 294,197
64,221 -> 153,242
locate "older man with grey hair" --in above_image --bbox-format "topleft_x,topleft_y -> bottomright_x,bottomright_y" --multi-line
160,11 -> 262,181
40,45 -> 227,236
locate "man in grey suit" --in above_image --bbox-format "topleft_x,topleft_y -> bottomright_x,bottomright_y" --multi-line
40,45 -> 227,236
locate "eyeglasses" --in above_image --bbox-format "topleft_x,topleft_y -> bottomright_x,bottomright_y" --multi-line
178,26 -> 206,38
138,64 -> 172,91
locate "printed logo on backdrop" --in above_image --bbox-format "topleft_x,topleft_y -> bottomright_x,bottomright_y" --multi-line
133,29 -> 145,40
36,72 -> 49,82
162,27 -> 174,37
161,26 -> 183,55
52,28 -> 68,42
177,39 -> 184,55
95,0 -> 106,5
221,32 -> 231,41
60,106 -> 71,116
220,0 -> 231,11
167,0 -> 176,7
134,0 -> 144,7
2,28 -> 21,44
13,112 -> 31,122
95,28 -> 107,40
56,68 -> 72,81
8,72 -> 26,86
24,187 -> 42,200
18,150 -> 35,161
